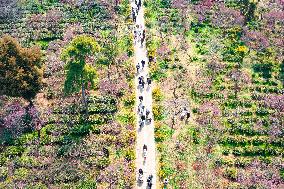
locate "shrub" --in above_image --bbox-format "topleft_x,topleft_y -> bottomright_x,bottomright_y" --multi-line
4,146 -> 24,158
0,166 -> 8,181
96,157 -> 110,169
280,168 -> 284,181
224,167 -> 238,180
14,167 -> 30,181
76,179 -> 97,189
155,124 -> 173,142
125,149 -> 135,162
152,104 -> 165,121
159,161 -> 175,179
123,94 -> 135,107
152,87 -> 163,101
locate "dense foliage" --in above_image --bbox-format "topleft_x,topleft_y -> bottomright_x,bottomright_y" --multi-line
0,35 -> 43,102
145,0 -> 284,188
0,0 -> 135,188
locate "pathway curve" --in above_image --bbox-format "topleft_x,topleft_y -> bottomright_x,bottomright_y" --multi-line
131,0 -> 157,188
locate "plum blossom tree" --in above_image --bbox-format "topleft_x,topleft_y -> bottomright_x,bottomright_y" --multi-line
241,29 -> 269,51
163,68 -> 191,128
27,9 -> 63,40
211,4 -> 244,29
0,0 -> 21,24
190,0 -> 215,23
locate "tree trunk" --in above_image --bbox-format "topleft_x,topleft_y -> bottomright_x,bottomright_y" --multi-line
107,64 -> 111,81
171,115 -> 175,129
81,78 -> 89,117
234,81 -> 238,99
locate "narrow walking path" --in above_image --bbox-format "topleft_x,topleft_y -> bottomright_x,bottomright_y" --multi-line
131,0 -> 157,188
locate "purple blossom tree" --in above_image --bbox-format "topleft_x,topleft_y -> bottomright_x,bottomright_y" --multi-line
192,0 -> 215,23
211,4 -> 244,29
241,29 -> 270,51
263,95 -> 284,113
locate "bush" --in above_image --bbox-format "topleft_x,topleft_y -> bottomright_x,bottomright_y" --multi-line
152,87 -> 163,101
159,160 -> 175,179
280,168 -> 284,181
25,182 -> 48,189
77,179 -> 97,189
224,167 -> 238,180
155,124 -> 173,142
123,94 -> 135,107
0,166 -> 8,181
4,146 -> 24,158
152,104 -> 165,121
14,167 -> 30,181
125,149 -> 135,162
96,157 -> 110,169
14,156 -> 39,168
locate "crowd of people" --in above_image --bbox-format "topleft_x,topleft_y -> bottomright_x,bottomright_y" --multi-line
132,0 -> 146,48
132,0 -> 142,22
132,0 -> 154,188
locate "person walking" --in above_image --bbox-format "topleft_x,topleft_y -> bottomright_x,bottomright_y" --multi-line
141,105 -> 145,113
141,80 -> 145,89
136,63 -> 140,73
139,119 -> 144,128
132,7 -> 137,22
147,77 -> 151,86
141,29 -> 145,46
138,0 -> 141,9
141,114 -> 146,122
134,30 -> 137,40
143,144 -> 147,161
141,60 -> 145,68
139,95 -> 143,102
146,109 -> 150,117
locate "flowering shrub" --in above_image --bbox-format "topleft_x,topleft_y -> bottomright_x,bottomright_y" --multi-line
211,4 -> 244,29
242,29 -> 269,51
145,0 -> 284,187
27,9 -> 63,40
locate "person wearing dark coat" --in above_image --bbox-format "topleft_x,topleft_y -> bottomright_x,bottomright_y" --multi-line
141,60 -> 145,68
147,78 -> 151,85
141,80 -> 145,89
136,63 -> 140,73
146,109 -> 150,117
141,115 -> 146,121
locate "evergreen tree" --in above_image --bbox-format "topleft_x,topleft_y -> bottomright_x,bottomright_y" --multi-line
61,35 -> 100,116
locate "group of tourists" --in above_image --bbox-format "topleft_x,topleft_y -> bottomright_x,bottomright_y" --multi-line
132,0 -> 154,188
137,75 -> 151,89
138,95 -> 152,127
132,0 -> 142,22
136,59 -> 145,73
134,25 -> 146,47
132,0 -> 145,47
138,168 -> 153,188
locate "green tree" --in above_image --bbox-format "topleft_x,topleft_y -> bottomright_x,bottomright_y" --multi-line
0,35 -> 43,105
237,0 -> 258,23
61,35 -> 99,116
98,30 -> 119,80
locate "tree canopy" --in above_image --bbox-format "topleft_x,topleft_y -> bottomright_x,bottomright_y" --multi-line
0,35 -> 43,102
61,35 -> 100,95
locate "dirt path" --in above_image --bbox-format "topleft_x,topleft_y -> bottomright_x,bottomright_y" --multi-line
131,0 -> 157,188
